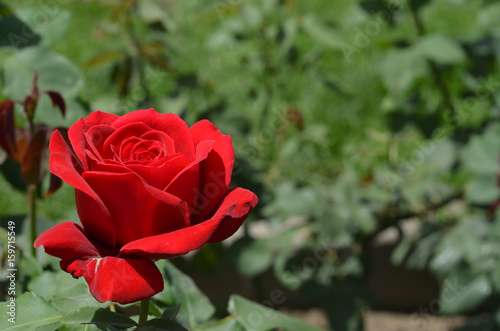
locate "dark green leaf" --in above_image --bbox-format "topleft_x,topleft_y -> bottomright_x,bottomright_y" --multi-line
162,261 -> 215,329
0,3 -> 40,49
60,307 -> 136,328
141,318 -> 188,331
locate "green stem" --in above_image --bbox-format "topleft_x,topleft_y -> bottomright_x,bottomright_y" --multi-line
27,183 -> 37,256
138,299 -> 150,325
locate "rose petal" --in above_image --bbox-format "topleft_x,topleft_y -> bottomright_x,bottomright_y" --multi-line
208,188 -> 258,243
63,257 -> 163,304
50,130 -> 117,246
88,153 -> 191,190
101,122 -> 154,160
119,218 -> 221,259
127,154 -> 191,190
165,140 -> 214,213
84,124 -> 116,162
119,187 -> 257,258
190,119 -> 224,144
111,109 -> 195,159
140,130 -> 175,155
83,171 -> 189,245
68,111 -> 119,170
192,135 -> 235,223
34,222 -> 114,259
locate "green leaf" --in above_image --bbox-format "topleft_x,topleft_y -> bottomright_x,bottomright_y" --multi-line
198,316 -> 245,331
141,318 -> 188,331
227,295 -> 325,331
224,236 -> 273,277
465,174 -> 500,204
0,157 -> 26,192
391,240 -> 412,266
0,3 -> 41,49
380,48 -> 427,93
60,307 -> 137,329
439,272 -> 492,314
301,15 -> 343,49
326,296 -> 364,331
0,292 -> 61,330
27,270 -> 107,314
16,9 -> 71,46
461,123 -> 500,175
162,261 -> 215,329
2,46 -> 83,100
414,34 -> 466,65
425,139 -> 456,172
161,304 -> 181,320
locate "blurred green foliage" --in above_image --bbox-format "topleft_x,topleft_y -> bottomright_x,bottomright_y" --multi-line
2,0 -> 500,330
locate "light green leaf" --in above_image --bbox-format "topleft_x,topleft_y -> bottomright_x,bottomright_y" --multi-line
0,292 -> 61,330
16,9 -> 71,46
301,15 -> 343,49
380,48 -> 427,93
414,34 -> 466,65
461,123 -> 500,174
440,272 -> 492,314
466,174 -> 500,204
224,236 -> 273,277
2,45 -> 83,100
227,295 -> 325,331
28,271 -> 106,314
198,316 -> 244,331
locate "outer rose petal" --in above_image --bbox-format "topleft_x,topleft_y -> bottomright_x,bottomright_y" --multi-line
63,257 -> 163,304
34,222 -> 103,260
50,130 -> 116,246
111,109 -> 195,159
119,218 -> 221,259
208,188 -> 258,243
68,111 -> 119,170
120,187 -> 258,259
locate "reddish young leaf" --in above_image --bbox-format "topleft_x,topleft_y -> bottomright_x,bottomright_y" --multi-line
11,133 -> 28,164
23,94 -> 37,120
45,173 -> 63,197
0,100 -> 16,157
45,91 -> 66,117
21,124 -> 50,185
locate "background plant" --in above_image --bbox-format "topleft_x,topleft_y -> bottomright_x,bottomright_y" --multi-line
1,0 -> 500,330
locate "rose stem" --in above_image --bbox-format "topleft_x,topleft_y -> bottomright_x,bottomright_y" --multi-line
138,299 -> 150,325
27,183 -> 37,256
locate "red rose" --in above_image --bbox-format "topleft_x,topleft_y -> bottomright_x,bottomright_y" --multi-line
34,109 -> 258,304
